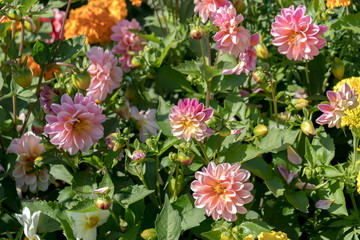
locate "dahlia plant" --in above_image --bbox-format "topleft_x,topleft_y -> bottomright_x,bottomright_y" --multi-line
1,0 -> 360,240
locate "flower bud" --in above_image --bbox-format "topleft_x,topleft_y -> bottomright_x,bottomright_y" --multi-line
72,70 -> 91,91
131,56 -> 144,68
95,196 -> 112,210
14,67 -> 33,88
177,151 -> 194,165
286,146 -> 302,165
190,27 -> 206,40
233,0 -> 246,12
169,175 -> 184,195
252,70 -> 266,83
331,58 -> 345,80
254,124 -> 268,138
32,120 -> 44,135
141,228 -> 158,240
219,126 -> 231,137
132,150 -> 146,162
255,43 -> 269,59
291,98 -> 308,110
301,120 -> 316,136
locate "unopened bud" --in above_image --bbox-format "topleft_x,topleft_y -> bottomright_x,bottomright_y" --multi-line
292,98 -> 308,110
14,67 -> 33,88
141,228 -> 158,240
255,43 -> 268,59
252,70 -> 266,83
233,0 -> 246,12
254,124 -> 268,138
331,58 -> 345,80
287,146 -> 302,164
177,152 -> 194,165
32,120 -> 44,135
131,56 -> 144,68
301,120 -> 316,136
72,70 -> 91,91
190,27 -> 206,40
95,196 -> 112,210
132,150 -> 146,162
219,126 -> 231,137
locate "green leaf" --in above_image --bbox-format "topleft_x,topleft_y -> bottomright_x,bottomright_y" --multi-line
152,31 -> 177,67
180,0 -> 194,23
68,199 -> 99,213
240,221 -> 272,237
32,41 -> 50,65
201,230 -> 222,240
53,35 -> 85,62
197,63 -> 222,82
17,90 -> 37,102
259,129 -> 299,153
304,138 -> 318,167
19,0 -> 38,15
159,136 -> 180,156
173,194 -> 206,231
155,195 -> 182,240
224,143 -> 261,164
242,157 -> 273,180
157,66 -> 194,92
332,12 -> 360,33
119,223 -> 141,240
318,181 -> 348,216
323,166 -> 344,178
157,97 -> 172,137
312,130 -> 335,165
99,172 -> 114,197
50,165 -> 73,184
71,169 -> 97,198
284,191 -> 309,213
57,215 -> 76,240
173,60 -> 200,76
265,177 -> 285,197
115,185 -> 154,208
218,74 -> 247,92
8,39 -> 19,60
224,93 -> 244,121
0,22 -> 11,38
128,29 -> 161,43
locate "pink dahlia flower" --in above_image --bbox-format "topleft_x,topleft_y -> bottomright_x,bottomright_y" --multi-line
316,83 -> 358,128
191,162 -> 253,221
270,5 -> 328,61
39,8 -> 66,43
223,33 -> 259,75
169,98 -> 214,142
86,46 -> 123,102
212,5 -> 244,28
194,0 -> 231,23
44,93 -> 106,155
111,19 -> 145,71
130,107 -> 159,143
7,132 -> 51,192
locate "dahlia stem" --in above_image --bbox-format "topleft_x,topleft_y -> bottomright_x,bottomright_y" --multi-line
350,192 -> 359,218
305,61 -> 311,93
18,21 -> 24,59
352,132 -> 359,171
197,141 -> 210,164
12,95 -> 17,126
206,35 -> 211,66
199,39 -> 207,67
151,0 -> 166,35
0,134 -> 5,154
136,162 -> 161,208
155,155 -> 162,206
271,79 -> 279,128
172,164 -> 179,201
108,208 -> 120,227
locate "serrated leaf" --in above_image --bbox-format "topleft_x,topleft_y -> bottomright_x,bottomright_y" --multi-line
71,169 -> 97,198
115,185 -> 154,208
224,93 -> 244,121
32,41 -> 50,65
242,157 -> 273,180
284,191 -> 309,213
173,61 -> 201,76
69,199 -> 98,213
259,129 -> 299,153
157,66 -> 194,92
155,195 -> 181,240
50,165 -> 73,184
305,138 -> 318,167
17,90 -> 37,102
332,12 -> 360,33
53,35 -> 85,62
241,221 -> 272,236
224,143 -> 261,164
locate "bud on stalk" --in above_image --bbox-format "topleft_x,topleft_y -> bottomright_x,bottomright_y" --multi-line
95,196 -> 112,210
331,58 -> 345,80
190,27 -> 206,40
141,228 -> 158,240
301,120 -> 316,136
254,124 -> 268,138
255,43 -> 269,59
72,70 -> 91,91
14,67 -> 33,88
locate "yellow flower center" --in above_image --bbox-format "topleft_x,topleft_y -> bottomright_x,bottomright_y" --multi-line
288,32 -> 300,46
214,183 -> 226,194
73,119 -> 89,132
87,216 -> 99,228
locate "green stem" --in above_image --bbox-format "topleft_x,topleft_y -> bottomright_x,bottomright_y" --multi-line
0,134 -> 5,154
206,35 -> 211,66
12,95 -> 17,128
353,132 -> 359,171
199,39 -> 207,67
172,164 -> 179,201
175,0 -> 179,27
271,80 -> 279,128
155,155 -> 162,206
305,61 -> 311,93
197,141 -> 210,164
350,192 -> 359,218
18,21 -> 24,58
108,208 -> 119,227
158,0 -> 169,33
151,0 -> 166,35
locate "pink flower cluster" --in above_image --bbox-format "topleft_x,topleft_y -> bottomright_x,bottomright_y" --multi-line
86,46 -> 123,102
111,19 -> 145,71
316,83 -> 358,128
169,98 -> 214,142
194,0 -> 231,23
39,8 -> 66,43
191,162 -> 253,221
44,93 -> 106,155
271,5 -> 328,61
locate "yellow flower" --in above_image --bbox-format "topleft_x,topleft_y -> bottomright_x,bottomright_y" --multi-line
334,77 -> 360,100
243,234 -> 255,240
64,0 -> 127,45
130,0 -> 142,6
326,0 -> 351,9
258,231 -> 291,240
357,171 -> 360,194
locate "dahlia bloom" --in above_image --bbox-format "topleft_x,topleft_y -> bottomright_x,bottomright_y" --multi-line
326,0 -> 351,9
270,5 -> 328,61
40,85 -> 59,114
15,207 -> 41,240
212,5 -> 244,28
7,132 -> 51,193
130,107 -> 159,142
111,19 -> 145,71
44,93 -> 106,155
223,33 -> 259,75
38,8 -> 66,43
190,162 -> 253,221
194,0 -> 232,23
169,98 -> 214,142
86,46 -> 123,101
316,83 -> 358,128
71,210 -> 110,240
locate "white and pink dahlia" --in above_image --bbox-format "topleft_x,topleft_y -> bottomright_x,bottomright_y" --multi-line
130,107 -> 159,143
194,0 -> 231,23
316,83 -> 358,128
86,46 -> 123,102
169,98 -> 214,142
44,93 -> 106,155
191,162 -> 253,221
223,33 -> 260,75
111,19 -> 145,71
270,5 -> 328,61
7,132 -> 51,192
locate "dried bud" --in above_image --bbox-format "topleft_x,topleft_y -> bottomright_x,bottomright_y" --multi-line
301,120 -> 316,136
331,57 -> 345,80
177,151 -> 195,165
95,196 -> 112,210
119,219 -> 128,232
72,70 -> 91,91
132,150 -> 146,162
254,124 -> 268,138
286,146 -> 302,164
141,228 -> 158,240
32,120 -> 44,135
255,43 -> 269,59
292,98 -> 308,110
190,27 -> 206,40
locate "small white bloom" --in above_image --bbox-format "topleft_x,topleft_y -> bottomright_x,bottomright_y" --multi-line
15,206 -> 41,240
130,107 -> 159,142
70,210 -> 110,240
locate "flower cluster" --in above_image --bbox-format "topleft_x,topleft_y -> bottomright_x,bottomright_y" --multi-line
271,5 -> 328,61
194,0 -> 231,23
244,231 -> 291,240
169,98 -> 214,142
326,0 -> 351,9
316,83 -> 358,128
44,93 -> 106,155
86,46 -> 123,102
191,162 -> 253,221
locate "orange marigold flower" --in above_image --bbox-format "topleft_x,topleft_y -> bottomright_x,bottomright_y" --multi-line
88,0 -> 127,20
0,16 -> 21,30
130,0 -> 142,7
326,0 -> 351,9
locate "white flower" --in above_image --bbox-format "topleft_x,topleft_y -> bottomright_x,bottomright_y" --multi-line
129,107 -> 159,142
15,206 -> 41,240
70,210 -> 110,240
